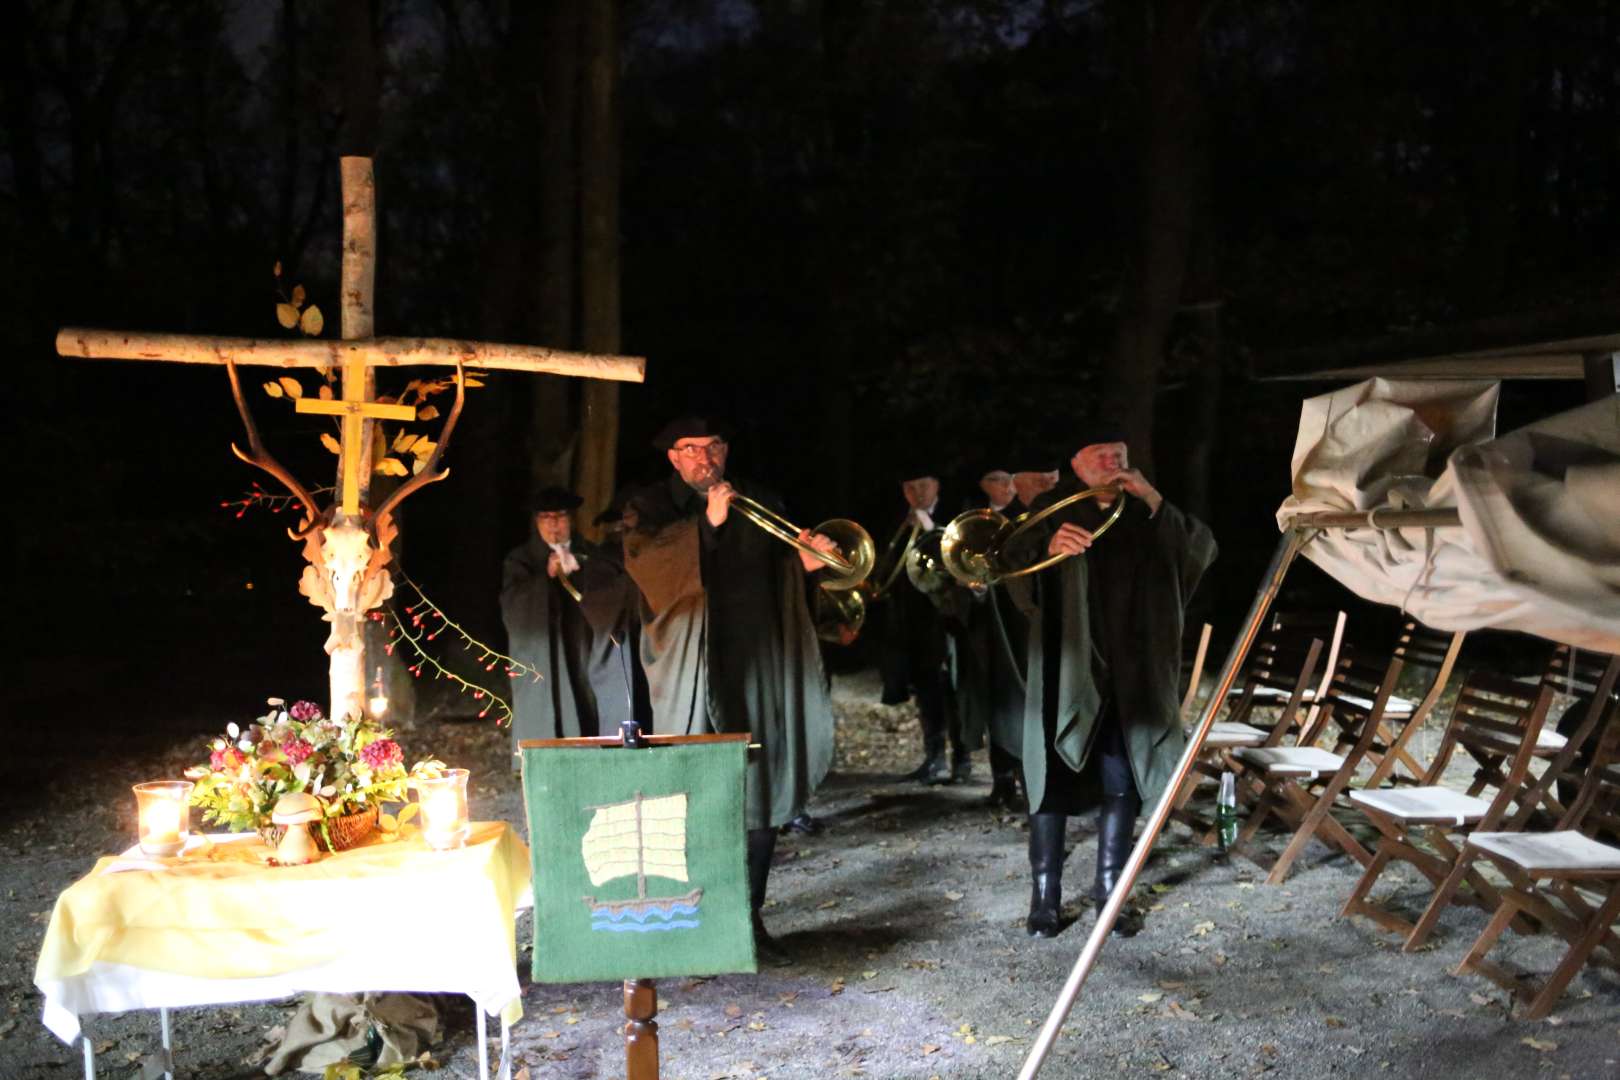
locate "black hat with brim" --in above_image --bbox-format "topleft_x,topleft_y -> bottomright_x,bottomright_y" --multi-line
531,486 -> 584,514
1073,420 -> 1129,451
652,415 -> 731,451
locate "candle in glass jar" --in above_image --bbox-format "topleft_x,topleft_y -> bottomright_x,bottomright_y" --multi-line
417,768 -> 469,850
133,780 -> 192,857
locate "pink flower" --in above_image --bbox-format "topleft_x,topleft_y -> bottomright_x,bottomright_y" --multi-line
282,737 -> 315,764
358,739 -> 402,770
288,700 -> 324,722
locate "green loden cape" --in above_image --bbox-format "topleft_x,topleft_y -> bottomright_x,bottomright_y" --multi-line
1018,484 -> 1217,813
500,534 -> 631,746
623,474 -> 835,829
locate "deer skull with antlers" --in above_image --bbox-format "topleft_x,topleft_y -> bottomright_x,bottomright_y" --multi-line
225,359 -> 465,655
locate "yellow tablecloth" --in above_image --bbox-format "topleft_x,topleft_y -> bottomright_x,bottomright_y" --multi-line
34,822 -> 531,1043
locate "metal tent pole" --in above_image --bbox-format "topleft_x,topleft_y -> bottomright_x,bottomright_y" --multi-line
1016,530 -> 1307,1079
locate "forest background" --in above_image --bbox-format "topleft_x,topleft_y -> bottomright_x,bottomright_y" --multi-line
3,0 -> 1612,743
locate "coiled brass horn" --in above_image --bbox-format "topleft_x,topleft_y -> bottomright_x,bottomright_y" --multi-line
813,584 -> 867,644
904,528 -> 954,596
939,484 -> 1127,589
727,492 -> 876,591
869,519 -> 922,599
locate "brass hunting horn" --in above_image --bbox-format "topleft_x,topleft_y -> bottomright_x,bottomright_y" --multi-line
939,484 -> 1127,589
727,492 -> 876,591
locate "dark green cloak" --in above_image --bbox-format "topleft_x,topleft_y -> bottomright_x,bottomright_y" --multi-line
623,474 -> 836,829
500,535 -> 631,748
1019,485 -> 1217,812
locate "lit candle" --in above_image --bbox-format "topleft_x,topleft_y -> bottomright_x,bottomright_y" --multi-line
143,799 -> 182,845
417,768 -> 469,850
134,781 -> 192,857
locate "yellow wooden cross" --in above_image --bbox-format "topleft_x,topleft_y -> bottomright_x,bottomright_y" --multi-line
293,353 -> 419,516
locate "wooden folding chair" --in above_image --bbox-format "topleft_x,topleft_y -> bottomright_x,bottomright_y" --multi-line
1397,646 -> 1619,951
1503,645 -> 1620,831
1229,635 -> 1423,884
1169,616 -> 1327,842
1339,668 -> 1555,947
1453,698 -> 1620,1018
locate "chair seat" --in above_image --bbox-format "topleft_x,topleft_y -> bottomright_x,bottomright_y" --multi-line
1533,729 -> 1569,755
1348,785 -> 1491,825
1466,831 -> 1620,876
1197,722 -> 1268,749
1233,746 -> 1344,777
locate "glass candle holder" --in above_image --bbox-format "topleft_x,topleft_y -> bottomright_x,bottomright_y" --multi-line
417,768 -> 470,850
133,780 -> 193,856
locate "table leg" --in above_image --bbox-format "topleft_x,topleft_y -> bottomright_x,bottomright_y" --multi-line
499,1015 -> 511,1080
81,1031 -> 95,1080
476,1005 -> 488,1080
159,1006 -> 174,1079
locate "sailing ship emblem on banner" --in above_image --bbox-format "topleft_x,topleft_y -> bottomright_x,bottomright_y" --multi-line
581,791 -> 704,933
521,738 -> 755,982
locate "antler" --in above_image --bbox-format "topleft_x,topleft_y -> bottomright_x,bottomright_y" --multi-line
225,357 -> 325,536
372,359 -> 467,530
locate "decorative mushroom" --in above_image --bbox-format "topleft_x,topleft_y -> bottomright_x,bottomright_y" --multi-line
271,792 -> 323,865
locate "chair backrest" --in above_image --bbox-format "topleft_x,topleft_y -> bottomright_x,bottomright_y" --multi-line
1224,620 -> 1326,745
1375,620 -> 1468,784
1310,640 -> 1407,769
1422,667 -> 1554,828
1504,646 -> 1620,829
1180,622 -> 1214,721
1558,696 -> 1620,841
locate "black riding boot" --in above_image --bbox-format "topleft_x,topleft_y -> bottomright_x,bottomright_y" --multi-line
1025,812 -> 1067,938
1090,794 -> 1140,903
747,827 -> 789,965
903,734 -> 949,784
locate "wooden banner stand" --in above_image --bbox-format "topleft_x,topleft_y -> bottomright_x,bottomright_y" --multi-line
520,725 -> 753,1080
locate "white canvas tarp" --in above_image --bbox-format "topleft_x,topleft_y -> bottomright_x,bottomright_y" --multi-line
1276,378 -> 1620,653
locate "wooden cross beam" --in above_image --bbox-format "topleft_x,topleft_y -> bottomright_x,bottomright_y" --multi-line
54,329 -> 646,382
56,155 -> 645,724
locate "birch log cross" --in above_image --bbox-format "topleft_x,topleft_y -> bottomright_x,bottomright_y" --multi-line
57,157 -> 645,722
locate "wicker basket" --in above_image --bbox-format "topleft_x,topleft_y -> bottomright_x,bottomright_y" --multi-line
260,803 -> 379,852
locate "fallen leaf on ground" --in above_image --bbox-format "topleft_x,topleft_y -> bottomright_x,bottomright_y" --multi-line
945,890 -> 964,901
1168,1001 -> 1205,1022
1190,920 -> 1216,937
861,970 -> 878,980
1139,991 -> 1165,1004
984,1035 -> 1013,1046
725,1004 -> 743,1018
1324,1016 -> 1346,1028
818,899 -> 840,909
1522,1036 -> 1558,1052
920,1044 -> 940,1056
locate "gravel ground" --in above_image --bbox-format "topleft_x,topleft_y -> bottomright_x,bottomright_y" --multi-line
3,670 -> 1618,1080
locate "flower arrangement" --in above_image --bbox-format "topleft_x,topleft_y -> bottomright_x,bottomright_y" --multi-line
186,698 -> 443,841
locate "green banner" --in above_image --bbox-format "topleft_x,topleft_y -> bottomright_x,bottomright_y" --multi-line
521,741 -> 756,982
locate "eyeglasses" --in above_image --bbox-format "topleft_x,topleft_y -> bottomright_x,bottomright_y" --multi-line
672,440 -> 727,460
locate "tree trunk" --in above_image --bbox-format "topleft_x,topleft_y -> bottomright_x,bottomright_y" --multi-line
1100,0 -> 1210,477
532,0 -> 584,498
576,0 -> 622,534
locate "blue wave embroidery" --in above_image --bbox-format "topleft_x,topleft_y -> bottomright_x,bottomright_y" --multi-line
590,919 -> 703,933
